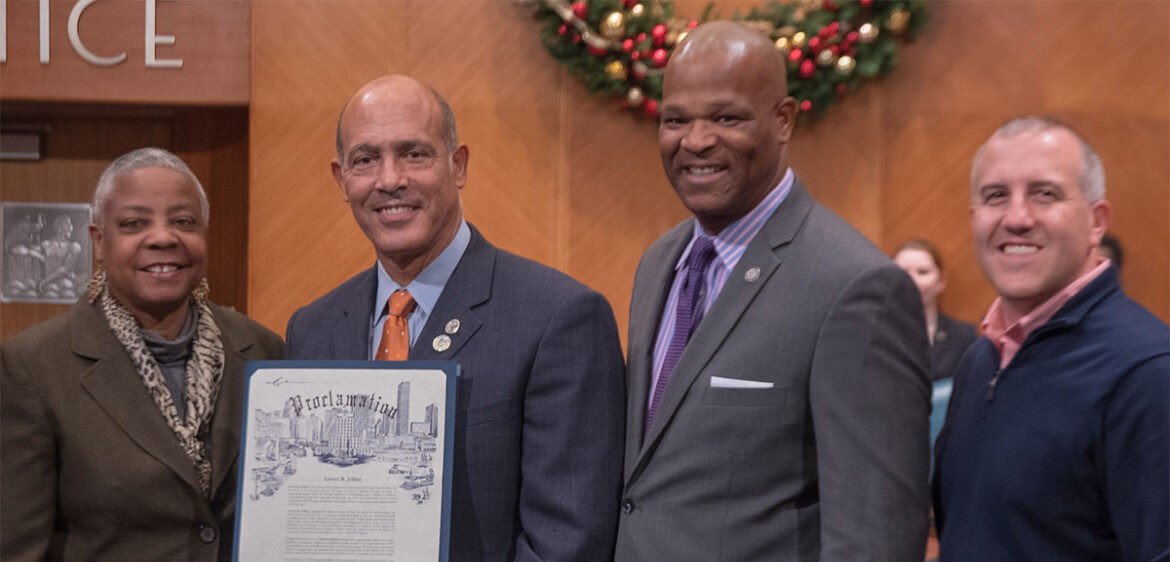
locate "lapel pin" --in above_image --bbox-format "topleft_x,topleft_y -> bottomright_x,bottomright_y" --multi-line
445,319 -> 460,335
432,334 -> 452,352
744,266 -> 761,282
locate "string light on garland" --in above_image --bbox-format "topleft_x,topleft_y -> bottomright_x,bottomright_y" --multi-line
534,0 -> 927,121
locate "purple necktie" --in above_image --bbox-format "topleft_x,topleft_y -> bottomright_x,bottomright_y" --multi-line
645,236 -> 718,435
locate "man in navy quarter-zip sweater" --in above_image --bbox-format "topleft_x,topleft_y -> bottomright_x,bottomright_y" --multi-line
933,116 -> 1168,562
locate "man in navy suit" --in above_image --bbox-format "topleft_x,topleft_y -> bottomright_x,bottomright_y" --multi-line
286,75 -> 626,561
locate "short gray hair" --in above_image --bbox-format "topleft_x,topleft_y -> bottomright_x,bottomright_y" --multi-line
334,86 -> 459,163
971,116 -> 1105,203
93,147 -> 208,225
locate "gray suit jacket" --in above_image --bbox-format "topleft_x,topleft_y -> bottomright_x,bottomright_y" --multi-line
285,225 -> 626,561
615,182 -> 932,561
0,300 -> 284,562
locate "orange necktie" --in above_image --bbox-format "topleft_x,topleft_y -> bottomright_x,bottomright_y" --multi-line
375,290 -> 416,361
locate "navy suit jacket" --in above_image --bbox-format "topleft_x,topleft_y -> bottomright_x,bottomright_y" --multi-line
286,225 -> 626,561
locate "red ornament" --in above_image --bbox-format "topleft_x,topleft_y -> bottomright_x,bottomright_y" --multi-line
799,59 -> 815,78
623,0 -> 637,7
588,44 -> 608,56
846,30 -> 859,43
860,0 -> 873,6
637,32 -> 647,42
799,99 -> 812,112
787,49 -> 803,63
828,44 -> 840,55
828,22 -> 840,34
630,50 -> 642,60
572,34 -> 581,44
651,48 -> 669,68
622,38 -> 635,52
823,0 -> 838,11
688,20 -> 699,29
651,24 -> 667,40
808,36 -> 823,53
558,24 -> 568,36
571,1 -> 588,19
644,99 -> 659,118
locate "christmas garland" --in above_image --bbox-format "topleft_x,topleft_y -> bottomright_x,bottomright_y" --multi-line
534,0 -> 927,121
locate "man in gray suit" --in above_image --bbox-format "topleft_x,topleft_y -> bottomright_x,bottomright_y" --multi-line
615,22 -> 932,561
285,75 -> 626,561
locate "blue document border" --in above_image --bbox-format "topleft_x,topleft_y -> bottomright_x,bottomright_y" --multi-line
233,360 -> 459,562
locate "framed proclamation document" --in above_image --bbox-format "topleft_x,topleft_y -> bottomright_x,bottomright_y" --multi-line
234,361 -> 459,562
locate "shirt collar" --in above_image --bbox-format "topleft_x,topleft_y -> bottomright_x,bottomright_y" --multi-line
675,167 -> 794,272
982,257 -> 1111,361
375,220 -> 471,320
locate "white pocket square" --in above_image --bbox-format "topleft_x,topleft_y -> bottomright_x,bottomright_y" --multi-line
709,376 -> 774,389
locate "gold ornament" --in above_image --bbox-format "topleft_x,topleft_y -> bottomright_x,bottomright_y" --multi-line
857,22 -> 879,43
791,31 -> 807,48
886,9 -> 910,35
629,3 -> 645,18
675,30 -> 689,45
601,11 -> 625,40
774,36 -> 790,53
605,59 -> 629,81
835,55 -> 856,76
666,30 -> 679,46
626,87 -> 645,107
816,49 -> 837,67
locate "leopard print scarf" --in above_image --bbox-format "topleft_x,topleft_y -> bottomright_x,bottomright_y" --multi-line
88,270 -> 225,496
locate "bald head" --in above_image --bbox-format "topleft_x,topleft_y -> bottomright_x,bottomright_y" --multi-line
657,21 -> 797,234
335,75 -> 458,162
330,74 -> 470,284
667,21 -> 789,102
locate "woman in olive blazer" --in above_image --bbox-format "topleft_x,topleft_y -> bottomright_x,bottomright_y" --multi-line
0,148 -> 283,561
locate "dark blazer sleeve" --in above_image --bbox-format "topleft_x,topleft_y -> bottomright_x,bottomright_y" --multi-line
514,288 -> 626,561
809,262 -> 932,560
0,336 -> 59,562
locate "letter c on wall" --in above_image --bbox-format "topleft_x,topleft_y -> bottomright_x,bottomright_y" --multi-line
68,0 -> 127,66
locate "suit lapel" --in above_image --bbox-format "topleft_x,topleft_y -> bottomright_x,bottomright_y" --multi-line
635,182 -> 816,466
409,227 -> 492,363
74,303 -> 204,491
209,305 -> 252,497
333,268 -> 378,359
626,223 -> 691,457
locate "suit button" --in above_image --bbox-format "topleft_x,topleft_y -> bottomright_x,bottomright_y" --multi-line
199,524 -> 217,543
622,498 -> 635,514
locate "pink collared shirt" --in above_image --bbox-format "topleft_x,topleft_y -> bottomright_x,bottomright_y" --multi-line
981,258 -> 1112,369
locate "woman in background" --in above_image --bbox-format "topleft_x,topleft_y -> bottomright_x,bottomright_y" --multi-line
1,148 -> 283,561
893,239 -> 977,382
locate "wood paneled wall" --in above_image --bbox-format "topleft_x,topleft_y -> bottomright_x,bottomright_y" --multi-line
249,0 -> 1169,340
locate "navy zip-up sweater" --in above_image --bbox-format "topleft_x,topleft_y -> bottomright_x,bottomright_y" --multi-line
933,266 -> 1169,561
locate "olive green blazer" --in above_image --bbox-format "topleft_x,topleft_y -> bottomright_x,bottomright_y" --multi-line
1,300 -> 283,561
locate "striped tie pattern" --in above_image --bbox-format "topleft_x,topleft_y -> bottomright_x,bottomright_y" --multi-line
645,236 -> 717,435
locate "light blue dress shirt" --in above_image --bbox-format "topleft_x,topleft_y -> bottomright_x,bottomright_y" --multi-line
368,220 -> 471,360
